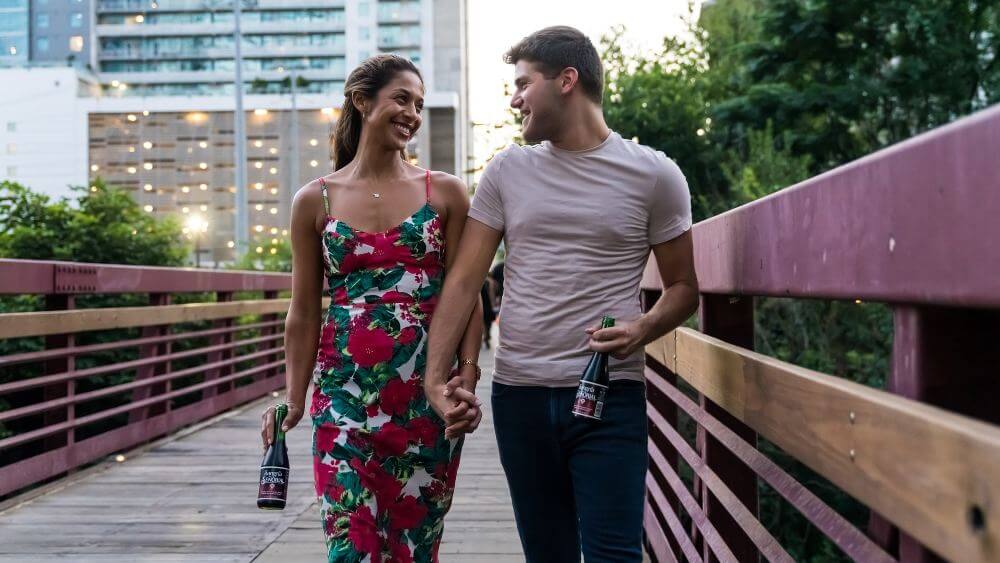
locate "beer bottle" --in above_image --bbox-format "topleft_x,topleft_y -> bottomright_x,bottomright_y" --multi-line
572,316 -> 615,420
257,403 -> 289,510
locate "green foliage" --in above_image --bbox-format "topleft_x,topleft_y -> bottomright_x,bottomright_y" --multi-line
720,121 -> 812,209
710,0 -> 1000,171
0,179 -> 188,265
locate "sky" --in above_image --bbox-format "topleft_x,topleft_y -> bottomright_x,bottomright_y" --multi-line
466,0 -> 700,174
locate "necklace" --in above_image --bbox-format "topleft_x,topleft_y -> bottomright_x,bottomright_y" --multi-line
371,192 -> 381,199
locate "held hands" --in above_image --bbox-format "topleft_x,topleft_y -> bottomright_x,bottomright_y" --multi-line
586,318 -> 646,359
425,365 -> 482,440
260,402 -> 305,451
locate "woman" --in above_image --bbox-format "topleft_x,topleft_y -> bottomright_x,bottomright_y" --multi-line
261,54 -> 483,562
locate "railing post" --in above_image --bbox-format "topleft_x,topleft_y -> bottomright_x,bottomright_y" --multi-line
642,288 -> 683,561
868,305 -> 1000,562
203,291 -> 234,399
129,293 -> 171,423
698,294 -> 758,563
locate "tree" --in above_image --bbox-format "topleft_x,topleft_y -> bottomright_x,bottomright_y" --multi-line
711,0 -> 1000,171
0,179 -> 188,266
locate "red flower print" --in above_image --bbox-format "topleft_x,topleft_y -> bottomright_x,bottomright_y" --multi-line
372,422 -> 409,458
397,326 -> 419,345
388,495 -> 428,531
380,377 -> 416,416
310,390 -> 331,416
382,290 -> 413,304
347,505 -> 380,555
406,416 -> 439,447
346,429 -> 370,452
314,461 -> 345,501
422,479 -> 447,502
331,286 -> 348,304
371,231 -> 408,264
389,537 -> 414,563
346,325 -> 394,367
350,458 -> 402,507
314,424 -> 340,455
366,403 -> 380,417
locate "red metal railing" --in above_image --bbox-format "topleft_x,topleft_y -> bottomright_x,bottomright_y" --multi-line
0,261 -> 292,497
641,104 -> 1000,562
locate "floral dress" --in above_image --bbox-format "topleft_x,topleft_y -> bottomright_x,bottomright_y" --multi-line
310,170 -> 462,563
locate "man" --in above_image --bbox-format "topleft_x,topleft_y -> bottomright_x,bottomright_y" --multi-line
425,26 -> 699,562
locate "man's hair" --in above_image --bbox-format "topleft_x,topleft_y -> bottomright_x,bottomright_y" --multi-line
504,26 -> 604,104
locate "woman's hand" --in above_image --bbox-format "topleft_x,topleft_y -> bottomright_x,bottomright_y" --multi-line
260,402 -> 305,451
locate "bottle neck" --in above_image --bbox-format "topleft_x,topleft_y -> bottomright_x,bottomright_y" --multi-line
273,407 -> 287,444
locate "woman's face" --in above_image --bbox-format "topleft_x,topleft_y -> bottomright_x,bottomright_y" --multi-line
361,70 -> 424,151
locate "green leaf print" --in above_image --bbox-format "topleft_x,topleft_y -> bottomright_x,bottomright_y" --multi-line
370,306 -> 396,329
327,540 -> 362,563
328,387 -> 366,422
390,338 -> 420,369
377,267 -> 405,290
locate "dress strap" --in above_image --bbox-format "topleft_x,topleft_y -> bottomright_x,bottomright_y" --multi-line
318,177 -> 330,215
424,169 -> 431,202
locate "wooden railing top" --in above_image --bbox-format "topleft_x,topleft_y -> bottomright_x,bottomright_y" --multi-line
643,104 -> 1000,307
0,259 -> 292,295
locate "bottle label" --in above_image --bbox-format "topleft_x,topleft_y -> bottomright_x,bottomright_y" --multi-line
572,381 -> 608,420
258,466 -> 289,502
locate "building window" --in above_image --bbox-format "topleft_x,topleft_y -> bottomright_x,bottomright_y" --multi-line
36,37 -> 48,52
70,12 -> 83,28
359,2 -> 370,16
69,35 -> 83,52
6,166 -> 15,178
6,122 -> 14,133
6,143 -> 14,155
37,13 -> 49,28
359,26 -> 370,40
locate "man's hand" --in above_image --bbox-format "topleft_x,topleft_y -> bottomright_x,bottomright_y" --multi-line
586,318 -> 647,360
425,368 -> 482,439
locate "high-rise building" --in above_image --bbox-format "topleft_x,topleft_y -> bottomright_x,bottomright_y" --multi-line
0,0 -> 29,64
29,0 -> 96,66
87,0 -> 466,264
1,0 -> 467,265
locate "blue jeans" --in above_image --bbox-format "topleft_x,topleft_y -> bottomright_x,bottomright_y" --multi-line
492,380 -> 648,563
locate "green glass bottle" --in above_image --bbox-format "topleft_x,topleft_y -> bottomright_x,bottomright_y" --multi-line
572,316 -> 615,420
257,403 -> 289,510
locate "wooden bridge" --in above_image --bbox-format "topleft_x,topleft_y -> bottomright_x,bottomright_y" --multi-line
1,105 -> 999,562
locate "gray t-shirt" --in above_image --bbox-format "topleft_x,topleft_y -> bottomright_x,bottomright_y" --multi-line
469,131 -> 692,387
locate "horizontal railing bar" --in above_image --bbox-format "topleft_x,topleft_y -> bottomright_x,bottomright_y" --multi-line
0,359 -> 284,451
651,328 -> 1000,563
0,345 -> 285,423
0,375 -> 283,497
648,405 -> 793,563
648,438 -> 738,563
645,365 -> 894,562
0,319 -> 282,368
640,104 -> 1000,307
646,474 -> 703,563
643,503 -> 680,563
0,332 -> 283,395
0,259 -> 292,295
0,299 -> 289,339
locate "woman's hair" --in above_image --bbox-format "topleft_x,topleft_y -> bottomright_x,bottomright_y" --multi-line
332,54 -> 423,170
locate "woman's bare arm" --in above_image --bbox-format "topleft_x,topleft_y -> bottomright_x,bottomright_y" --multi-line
261,181 -> 324,447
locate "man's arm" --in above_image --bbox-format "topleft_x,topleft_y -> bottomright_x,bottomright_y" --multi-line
425,220 -> 503,432
588,230 -> 699,356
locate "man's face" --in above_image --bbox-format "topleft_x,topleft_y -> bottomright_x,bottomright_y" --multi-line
510,60 -> 562,143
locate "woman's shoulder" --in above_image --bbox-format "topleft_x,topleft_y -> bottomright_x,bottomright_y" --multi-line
427,170 -> 468,200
